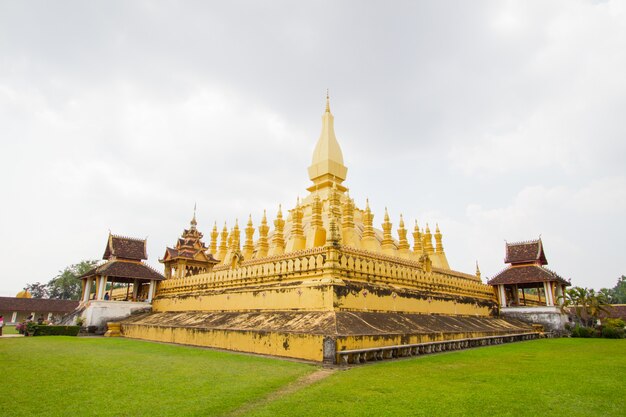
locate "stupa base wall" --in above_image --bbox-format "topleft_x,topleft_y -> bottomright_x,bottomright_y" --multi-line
152,279 -> 497,317
122,322 -> 326,361
120,311 -> 535,364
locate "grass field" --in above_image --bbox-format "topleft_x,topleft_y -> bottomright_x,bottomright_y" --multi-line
1,325 -> 18,335
1,337 -> 624,417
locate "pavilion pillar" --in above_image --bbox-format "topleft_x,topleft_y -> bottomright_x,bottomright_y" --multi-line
543,282 -> 554,306
147,280 -> 156,303
97,276 -> 108,300
82,278 -> 93,303
11,312 -> 17,323
132,279 -> 139,300
513,284 -> 520,305
498,285 -> 507,307
555,283 -> 564,306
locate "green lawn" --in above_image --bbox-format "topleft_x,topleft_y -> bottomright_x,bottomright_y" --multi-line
249,338 -> 626,417
0,337 -> 314,416
1,337 -> 624,417
2,325 -> 18,335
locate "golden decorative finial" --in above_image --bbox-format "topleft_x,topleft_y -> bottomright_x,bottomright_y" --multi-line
191,203 -> 198,228
435,223 -> 444,254
423,223 -> 434,255
325,89 -> 330,113
397,214 -> 409,252
256,209 -> 270,258
243,215 -> 255,259
381,207 -> 394,251
209,221 -> 219,254
412,219 -> 423,255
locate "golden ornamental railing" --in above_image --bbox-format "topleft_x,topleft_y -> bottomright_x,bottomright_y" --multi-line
156,245 -> 494,300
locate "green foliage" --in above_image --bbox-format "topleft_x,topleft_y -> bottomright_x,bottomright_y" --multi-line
25,321 -> 37,335
601,325 -> 625,339
605,318 -> 625,328
23,282 -> 48,298
47,260 -> 99,300
24,260 -> 99,301
598,276 -> 626,304
571,325 -> 596,338
560,286 -> 610,327
32,325 -> 80,336
611,275 -> 626,304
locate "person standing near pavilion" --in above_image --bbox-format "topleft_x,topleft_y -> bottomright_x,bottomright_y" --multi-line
0,315 -> 4,336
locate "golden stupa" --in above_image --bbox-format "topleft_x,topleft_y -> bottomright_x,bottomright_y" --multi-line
16,289 -> 32,299
122,95 -> 534,363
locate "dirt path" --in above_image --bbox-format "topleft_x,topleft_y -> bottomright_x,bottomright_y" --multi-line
224,367 -> 336,417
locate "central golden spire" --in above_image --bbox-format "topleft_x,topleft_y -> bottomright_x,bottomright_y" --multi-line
307,92 -> 348,192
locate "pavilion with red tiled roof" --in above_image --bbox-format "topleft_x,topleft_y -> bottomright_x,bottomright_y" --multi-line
79,234 -> 164,303
488,239 -> 570,308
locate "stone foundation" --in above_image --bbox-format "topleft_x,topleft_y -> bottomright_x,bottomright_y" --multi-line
121,311 -> 534,364
499,306 -> 569,332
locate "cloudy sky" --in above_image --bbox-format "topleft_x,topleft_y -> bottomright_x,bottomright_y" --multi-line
1,0 -> 624,296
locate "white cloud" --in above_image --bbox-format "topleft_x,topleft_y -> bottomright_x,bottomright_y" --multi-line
0,1 -> 625,296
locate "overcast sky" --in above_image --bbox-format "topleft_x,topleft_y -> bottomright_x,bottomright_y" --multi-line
1,1 -> 624,296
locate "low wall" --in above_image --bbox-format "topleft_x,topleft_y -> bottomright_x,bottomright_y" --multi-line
82,301 -> 151,332
500,306 -> 569,332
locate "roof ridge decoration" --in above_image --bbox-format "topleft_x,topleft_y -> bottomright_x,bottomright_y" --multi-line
109,233 -> 147,243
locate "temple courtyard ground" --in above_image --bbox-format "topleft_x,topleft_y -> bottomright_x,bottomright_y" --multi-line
0,337 -> 624,416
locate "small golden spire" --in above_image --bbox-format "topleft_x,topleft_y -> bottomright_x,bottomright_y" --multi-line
209,221 -> 218,254
423,223 -> 435,255
435,223 -> 444,254
381,207 -> 394,250
412,219 -> 423,254
191,203 -> 197,228
256,209 -> 269,258
397,214 -> 409,252
325,89 -> 330,113
243,215 -> 255,259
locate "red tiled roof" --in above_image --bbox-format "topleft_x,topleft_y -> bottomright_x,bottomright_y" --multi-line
599,305 -> 626,320
103,235 -> 147,261
81,260 -> 164,281
505,239 -> 547,265
0,296 -> 79,313
488,265 -> 569,286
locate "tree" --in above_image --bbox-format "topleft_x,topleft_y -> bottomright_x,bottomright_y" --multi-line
561,286 -> 610,327
23,282 -> 48,298
611,275 -> 626,304
47,260 -> 99,300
